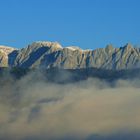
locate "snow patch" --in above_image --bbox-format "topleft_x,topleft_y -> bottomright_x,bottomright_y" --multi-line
65,46 -> 91,52
65,46 -> 82,51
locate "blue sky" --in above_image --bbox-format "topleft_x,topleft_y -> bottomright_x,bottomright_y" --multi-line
0,0 -> 140,49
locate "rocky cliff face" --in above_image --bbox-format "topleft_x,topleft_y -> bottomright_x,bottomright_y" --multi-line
1,41 -> 140,70
0,45 -> 17,67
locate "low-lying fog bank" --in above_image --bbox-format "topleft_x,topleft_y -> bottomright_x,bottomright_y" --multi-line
0,70 -> 140,140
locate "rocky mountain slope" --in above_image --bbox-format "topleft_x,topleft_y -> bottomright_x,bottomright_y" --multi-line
0,45 -> 17,67
1,41 -> 140,70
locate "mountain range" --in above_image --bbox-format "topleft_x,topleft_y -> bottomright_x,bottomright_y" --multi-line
0,41 -> 140,70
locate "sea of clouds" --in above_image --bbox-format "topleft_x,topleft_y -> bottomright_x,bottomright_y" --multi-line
0,71 -> 140,140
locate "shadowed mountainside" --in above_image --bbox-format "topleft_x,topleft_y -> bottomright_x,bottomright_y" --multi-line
0,67 -> 140,84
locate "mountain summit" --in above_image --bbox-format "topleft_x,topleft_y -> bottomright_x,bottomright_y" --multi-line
1,41 -> 140,70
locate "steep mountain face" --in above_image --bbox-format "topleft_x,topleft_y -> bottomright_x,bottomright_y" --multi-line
1,41 -> 140,70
